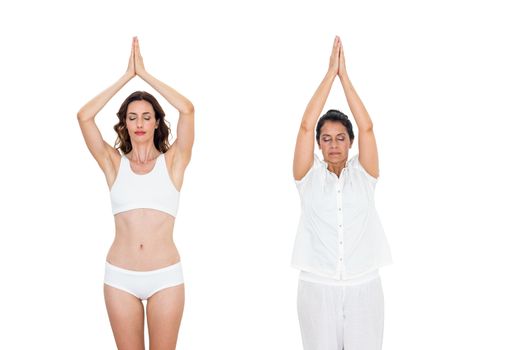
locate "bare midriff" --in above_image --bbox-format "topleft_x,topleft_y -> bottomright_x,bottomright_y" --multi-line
106,208 -> 180,271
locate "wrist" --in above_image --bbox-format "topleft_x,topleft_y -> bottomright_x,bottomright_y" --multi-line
122,72 -> 134,83
326,69 -> 338,81
137,68 -> 148,79
339,72 -> 352,86
338,68 -> 349,79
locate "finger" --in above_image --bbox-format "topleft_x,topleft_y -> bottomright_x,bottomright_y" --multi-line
135,37 -> 141,55
129,39 -> 134,60
134,45 -> 141,65
332,36 -> 339,53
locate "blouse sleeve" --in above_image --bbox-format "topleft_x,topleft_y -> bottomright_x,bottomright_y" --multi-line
295,154 -> 323,193
351,154 -> 379,185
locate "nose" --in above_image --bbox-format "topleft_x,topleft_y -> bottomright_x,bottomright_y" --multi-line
136,117 -> 143,128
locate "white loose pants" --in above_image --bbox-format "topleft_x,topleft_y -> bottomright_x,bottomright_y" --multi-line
297,276 -> 384,350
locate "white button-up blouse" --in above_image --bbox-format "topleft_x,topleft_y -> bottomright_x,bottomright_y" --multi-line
292,154 -> 393,280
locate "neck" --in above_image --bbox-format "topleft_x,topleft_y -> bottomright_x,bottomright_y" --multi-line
129,143 -> 160,164
326,158 -> 347,177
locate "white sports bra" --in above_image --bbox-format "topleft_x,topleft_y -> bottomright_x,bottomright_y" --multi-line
110,153 -> 180,217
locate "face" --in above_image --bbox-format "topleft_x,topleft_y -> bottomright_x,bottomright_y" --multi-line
318,120 -> 352,164
125,100 -> 158,144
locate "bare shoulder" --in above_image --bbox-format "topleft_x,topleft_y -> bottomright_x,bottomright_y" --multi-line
164,145 -> 189,191
103,146 -> 122,188
165,142 -> 190,169
163,144 -> 176,170
107,146 -> 122,168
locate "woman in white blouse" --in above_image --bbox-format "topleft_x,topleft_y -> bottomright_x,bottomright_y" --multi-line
292,36 -> 392,350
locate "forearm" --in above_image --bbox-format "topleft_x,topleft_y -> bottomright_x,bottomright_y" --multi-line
339,73 -> 373,131
77,73 -> 132,121
301,71 -> 337,131
140,72 -> 194,115
293,72 -> 335,180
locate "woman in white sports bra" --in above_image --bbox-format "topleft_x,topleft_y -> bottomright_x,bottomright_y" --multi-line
77,37 -> 193,349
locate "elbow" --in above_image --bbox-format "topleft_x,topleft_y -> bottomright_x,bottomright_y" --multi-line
300,121 -> 315,133
182,102 -> 194,115
361,121 -> 373,133
77,107 -> 96,122
77,110 -> 88,122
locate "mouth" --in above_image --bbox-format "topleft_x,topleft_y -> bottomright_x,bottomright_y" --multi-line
329,152 -> 341,156
134,131 -> 146,136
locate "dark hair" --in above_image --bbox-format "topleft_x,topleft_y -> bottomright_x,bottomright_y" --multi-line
315,109 -> 354,145
114,91 -> 171,154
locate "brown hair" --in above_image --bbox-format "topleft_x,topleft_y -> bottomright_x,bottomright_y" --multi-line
114,91 -> 171,154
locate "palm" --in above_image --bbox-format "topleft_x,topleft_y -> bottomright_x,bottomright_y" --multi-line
134,37 -> 146,77
126,39 -> 135,77
338,44 -> 347,77
328,36 -> 341,77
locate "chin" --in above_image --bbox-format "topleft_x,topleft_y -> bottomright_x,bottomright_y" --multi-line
329,155 -> 347,163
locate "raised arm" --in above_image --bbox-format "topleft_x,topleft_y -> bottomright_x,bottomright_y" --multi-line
338,42 -> 379,178
133,38 -> 194,168
293,36 -> 341,181
77,39 -> 135,179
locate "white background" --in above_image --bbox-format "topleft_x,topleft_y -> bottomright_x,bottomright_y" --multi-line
1,0 -> 524,348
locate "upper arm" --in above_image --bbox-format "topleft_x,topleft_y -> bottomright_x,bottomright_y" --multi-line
357,127 -> 379,179
77,117 -> 119,177
165,109 -> 194,188
293,125 -> 315,181
171,109 -> 195,164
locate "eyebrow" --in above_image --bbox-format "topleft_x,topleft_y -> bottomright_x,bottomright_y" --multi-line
322,133 -> 346,137
127,112 -> 152,116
